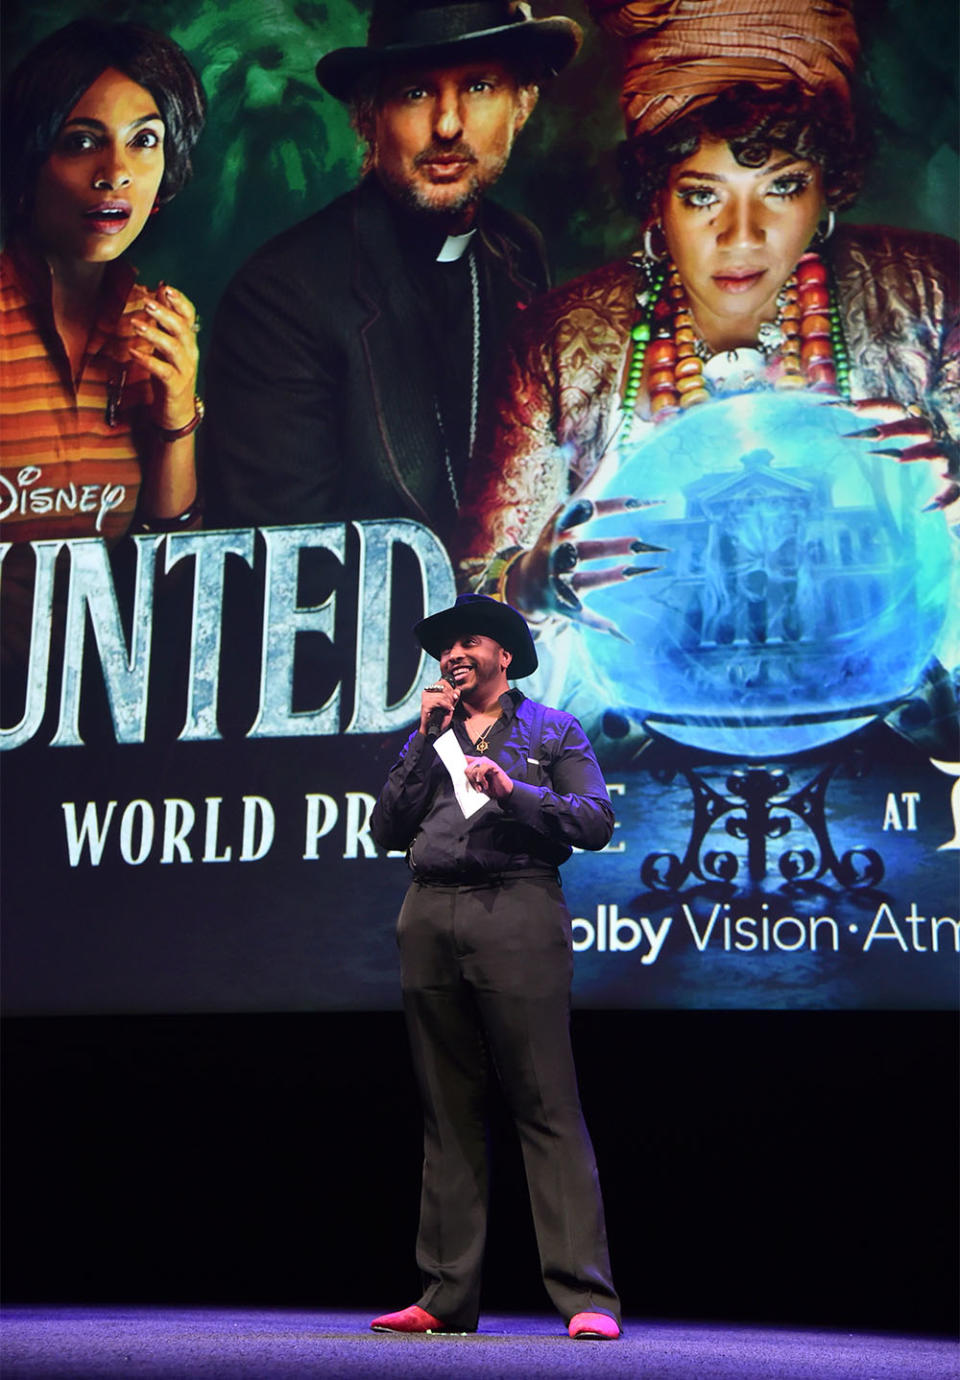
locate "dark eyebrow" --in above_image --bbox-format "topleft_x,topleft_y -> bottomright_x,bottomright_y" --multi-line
674,155 -> 809,184
674,171 -> 724,184
383,74 -> 431,93
762,155 -> 809,174
62,113 -> 163,131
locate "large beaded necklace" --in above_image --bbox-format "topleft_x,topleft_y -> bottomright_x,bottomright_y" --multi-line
620,249 -> 851,453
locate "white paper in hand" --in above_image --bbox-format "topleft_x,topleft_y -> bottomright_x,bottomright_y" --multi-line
432,729 -> 489,819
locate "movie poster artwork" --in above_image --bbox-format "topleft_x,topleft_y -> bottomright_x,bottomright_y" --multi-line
2,0 -> 957,1014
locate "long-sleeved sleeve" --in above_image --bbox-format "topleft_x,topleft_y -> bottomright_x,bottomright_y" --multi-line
454,260 -> 637,590
500,712 -> 615,852
369,730 -> 439,852
833,225 -> 959,464
202,242 -> 346,529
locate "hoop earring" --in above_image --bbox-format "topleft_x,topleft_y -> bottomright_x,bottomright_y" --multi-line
815,209 -> 835,243
643,222 -> 667,263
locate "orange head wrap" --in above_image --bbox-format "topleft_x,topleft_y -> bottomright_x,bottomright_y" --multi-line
588,0 -> 860,142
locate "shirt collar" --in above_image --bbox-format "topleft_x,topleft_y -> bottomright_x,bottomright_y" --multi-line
500,687 -> 525,718
453,685 -> 524,724
5,236 -> 140,386
6,234 -> 137,326
436,229 -> 476,263
376,176 -> 483,266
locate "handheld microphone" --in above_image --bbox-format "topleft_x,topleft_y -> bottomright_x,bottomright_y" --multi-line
426,671 -> 458,739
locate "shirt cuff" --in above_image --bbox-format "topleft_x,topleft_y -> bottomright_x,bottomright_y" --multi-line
498,779 -> 541,825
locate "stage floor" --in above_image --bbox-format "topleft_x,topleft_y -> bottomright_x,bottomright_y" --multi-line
1,1308 -> 957,1379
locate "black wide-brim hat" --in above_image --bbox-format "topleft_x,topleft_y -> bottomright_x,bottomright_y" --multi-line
316,1 -> 582,103
414,593 -> 538,678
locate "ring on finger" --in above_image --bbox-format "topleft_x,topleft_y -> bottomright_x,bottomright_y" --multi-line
551,540 -> 579,575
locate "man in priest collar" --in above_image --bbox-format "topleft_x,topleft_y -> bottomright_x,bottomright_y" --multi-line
369,593 -> 621,1340
202,1 -> 581,537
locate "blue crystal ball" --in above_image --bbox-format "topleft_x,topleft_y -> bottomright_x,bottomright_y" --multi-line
583,392 -> 955,757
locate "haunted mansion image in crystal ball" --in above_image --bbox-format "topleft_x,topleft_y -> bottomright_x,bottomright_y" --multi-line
582,393 -> 956,758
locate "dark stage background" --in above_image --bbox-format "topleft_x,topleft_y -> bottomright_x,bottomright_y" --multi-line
3,1009 -> 957,1335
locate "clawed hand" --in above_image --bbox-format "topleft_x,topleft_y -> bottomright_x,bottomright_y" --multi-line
506,494 -> 665,640
841,398 -> 959,511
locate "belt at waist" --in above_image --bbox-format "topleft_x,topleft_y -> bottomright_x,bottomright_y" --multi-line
410,867 -> 560,888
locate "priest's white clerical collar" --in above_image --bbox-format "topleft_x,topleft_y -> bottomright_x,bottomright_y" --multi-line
436,229 -> 476,263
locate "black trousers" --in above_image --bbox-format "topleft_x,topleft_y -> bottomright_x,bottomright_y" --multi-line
397,874 -> 620,1329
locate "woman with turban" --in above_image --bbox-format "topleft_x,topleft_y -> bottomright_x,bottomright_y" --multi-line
453,0 -> 957,740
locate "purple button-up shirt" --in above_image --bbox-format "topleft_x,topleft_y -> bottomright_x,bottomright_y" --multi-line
370,689 -> 615,879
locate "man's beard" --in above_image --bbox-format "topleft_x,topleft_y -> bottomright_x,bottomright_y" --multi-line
389,167 -> 484,219
377,140 -> 512,221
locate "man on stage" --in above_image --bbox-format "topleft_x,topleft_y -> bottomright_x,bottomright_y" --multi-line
203,1 -> 581,535
369,593 -> 621,1340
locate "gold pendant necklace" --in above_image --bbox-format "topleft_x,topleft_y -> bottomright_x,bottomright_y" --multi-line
474,713 -> 502,754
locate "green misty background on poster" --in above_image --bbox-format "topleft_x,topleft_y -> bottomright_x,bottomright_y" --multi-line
3,0 -> 957,343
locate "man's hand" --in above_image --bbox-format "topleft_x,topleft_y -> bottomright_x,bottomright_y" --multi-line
464,755 -> 514,799
419,677 -> 459,737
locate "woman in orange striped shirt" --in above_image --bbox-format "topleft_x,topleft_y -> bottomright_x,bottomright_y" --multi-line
1,18 -> 206,653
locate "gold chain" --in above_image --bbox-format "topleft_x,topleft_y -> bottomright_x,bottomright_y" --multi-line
473,712 -> 502,754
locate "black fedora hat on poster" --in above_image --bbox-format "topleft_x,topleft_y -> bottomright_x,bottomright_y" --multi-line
316,0 -> 582,102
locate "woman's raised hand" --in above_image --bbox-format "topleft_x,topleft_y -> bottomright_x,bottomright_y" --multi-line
130,283 -> 201,433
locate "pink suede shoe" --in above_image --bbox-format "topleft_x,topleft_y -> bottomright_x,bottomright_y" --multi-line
568,1311 -> 621,1340
370,1305 -> 446,1334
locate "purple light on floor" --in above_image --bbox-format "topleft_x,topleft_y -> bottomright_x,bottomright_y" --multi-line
1,1307 -> 957,1379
